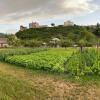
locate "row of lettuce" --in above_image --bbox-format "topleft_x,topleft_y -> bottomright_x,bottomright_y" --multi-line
0,47 -> 99,76
5,48 -> 75,73
0,48 -> 47,61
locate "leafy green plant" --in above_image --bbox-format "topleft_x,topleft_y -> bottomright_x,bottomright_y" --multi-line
5,48 -> 74,73
65,48 -> 100,76
0,48 -> 47,61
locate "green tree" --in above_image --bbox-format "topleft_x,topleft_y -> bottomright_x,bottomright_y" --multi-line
97,23 -> 100,28
60,39 -> 74,48
78,39 -> 86,53
93,23 -> 100,37
23,39 -> 43,47
51,23 -> 55,27
7,34 -> 21,47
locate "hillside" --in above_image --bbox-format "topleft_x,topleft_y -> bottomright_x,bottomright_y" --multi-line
15,26 -> 100,47
16,26 -> 95,41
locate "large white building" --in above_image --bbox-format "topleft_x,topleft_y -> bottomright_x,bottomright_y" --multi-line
64,21 -> 74,26
29,22 -> 40,28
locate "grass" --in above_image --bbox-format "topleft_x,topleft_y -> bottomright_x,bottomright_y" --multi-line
0,62 -> 100,100
0,73 -> 36,100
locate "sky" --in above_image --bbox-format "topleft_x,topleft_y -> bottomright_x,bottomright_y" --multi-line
0,0 -> 100,33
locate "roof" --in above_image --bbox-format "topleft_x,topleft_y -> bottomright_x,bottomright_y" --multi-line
52,38 -> 60,41
0,38 -> 8,44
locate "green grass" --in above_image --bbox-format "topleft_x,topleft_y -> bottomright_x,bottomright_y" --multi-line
0,73 -> 36,100
0,63 -> 48,100
0,62 -> 100,100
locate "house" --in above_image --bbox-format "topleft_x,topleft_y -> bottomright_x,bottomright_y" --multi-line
0,38 -> 9,47
64,20 -> 74,26
20,25 -> 27,31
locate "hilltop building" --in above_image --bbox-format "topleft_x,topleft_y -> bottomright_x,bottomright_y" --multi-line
64,20 -> 74,26
29,22 -> 40,28
20,25 -> 27,31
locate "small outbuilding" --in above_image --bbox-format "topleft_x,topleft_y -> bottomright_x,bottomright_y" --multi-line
0,38 -> 9,47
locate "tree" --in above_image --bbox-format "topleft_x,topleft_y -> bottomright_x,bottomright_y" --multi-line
78,39 -> 86,53
60,39 -> 74,48
23,39 -> 43,47
51,23 -> 55,27
7,34 -> 21,47
97,23 -> 100,28
93,23 -> 100,37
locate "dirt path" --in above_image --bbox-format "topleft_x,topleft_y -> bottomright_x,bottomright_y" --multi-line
0,62 -> 100,100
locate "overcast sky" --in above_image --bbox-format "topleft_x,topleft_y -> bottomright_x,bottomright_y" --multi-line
0,0 -> 100,33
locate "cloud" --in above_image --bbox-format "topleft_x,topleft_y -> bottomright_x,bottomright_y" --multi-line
0,0 -> 99,23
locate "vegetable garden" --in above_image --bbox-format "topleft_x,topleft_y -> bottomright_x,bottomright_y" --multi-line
5,48 -> 75,73
0,47 -> 99,76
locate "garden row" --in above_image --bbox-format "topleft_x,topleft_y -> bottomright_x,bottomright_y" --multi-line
0,48 -> 47,61
5,48 -> 75,73
65,48 -> 100,76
